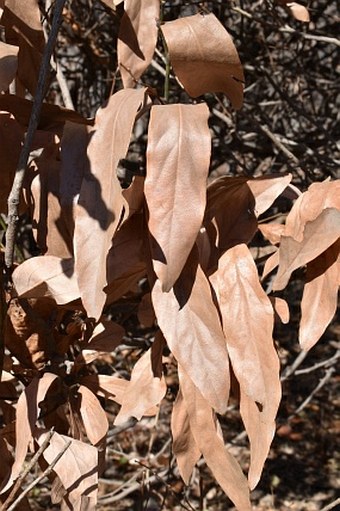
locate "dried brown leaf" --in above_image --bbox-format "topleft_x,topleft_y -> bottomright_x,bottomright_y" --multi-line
86,320 -> 124,352
78,385 -> 109,445
81,374 -> 128,404
12,256 -> 80,304
0,41 -> 18,92
204,176 -> 257,270
118,0 -> 159,87
212,244 -> 281,488
0,111 -> 23,212
285,180 -> 340,242
259,223 -> 285,245
273,208 -> 340,290
1,0 -> 45,94
145,103 -> 211,291
114,348 -> 167,425
247,174 -> 292,217
272,296 -> 290,324
0,373 -> 58,494
30,142 -> 74,258
171,389 -> 201,485
152,254 -> 230,414
286,2 -> 310,22
161,13 -> 244,108
74,88 -> 146,320
299,240 -> 340,350
179,367 -> 251,511
37,431 -> 98,509
0,94 -> 91,130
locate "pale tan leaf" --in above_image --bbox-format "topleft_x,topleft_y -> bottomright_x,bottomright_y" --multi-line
286,2 -> 310,22
212,244 -> 281,488
118,0 -> 159,87
259,223 -> 285,245
0,373 -> 58,494
81,374 -> 129,404
12,256 -> 80,305
152,254 -> 230,414
272,296 -> 290,324
285,180 -> 340,242
273,208 -> 340,290
299,240 -> 340,351
74,87 -> 146,320
247,174 -> 292,217
171,389 -> 201,485
78,385 -> 109,445
37,431 -> 98,507
179,367 -> 251,511
0,41 -> 18,92
114,348 -> 167,425
145,103 -> 211,291
161,13 -> 244,109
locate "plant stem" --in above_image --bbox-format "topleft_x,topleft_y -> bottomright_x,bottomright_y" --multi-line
5,0 -> 67,271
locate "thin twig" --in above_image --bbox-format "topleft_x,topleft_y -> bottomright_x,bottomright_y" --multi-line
289,367 -> 335,419
1,429 -> 55,511
279,26 -> 340,47
5,0 -> 67,271
295,349 -> 340,375
319,497 -> 340,511
6,439 -> 72,511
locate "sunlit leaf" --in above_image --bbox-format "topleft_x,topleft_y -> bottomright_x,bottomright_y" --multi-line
37,431 -> 98,508
74,87 -> 146,320
12,256 -> 80,305
273,208 -> 340,290
114,348 -> 167,425
161,13 -> 244,108
152,253 -> 230,414
299,240 -> 340,350
78,385 -> 109,445
118,0 -> 159,87
247,174 -> 292,217
146,103 -> 211,291
212,244 -> 281,489
179,367 -> 251,511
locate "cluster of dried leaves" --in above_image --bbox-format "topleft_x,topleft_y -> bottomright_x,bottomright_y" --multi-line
0,1 -> 339,510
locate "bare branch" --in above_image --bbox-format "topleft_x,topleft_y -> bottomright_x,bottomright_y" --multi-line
5,0 -> 67,271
